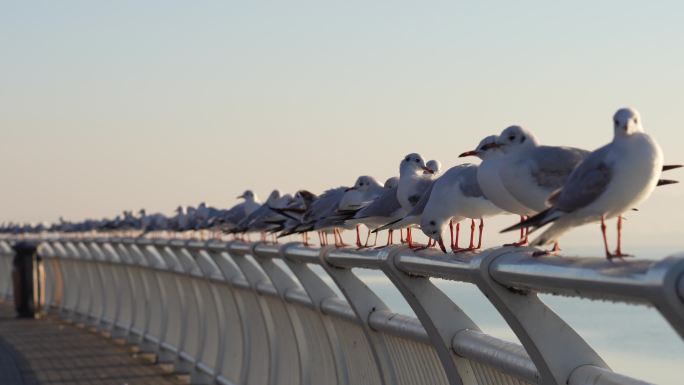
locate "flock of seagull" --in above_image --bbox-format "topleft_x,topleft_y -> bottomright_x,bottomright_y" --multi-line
1,108 -> 679,259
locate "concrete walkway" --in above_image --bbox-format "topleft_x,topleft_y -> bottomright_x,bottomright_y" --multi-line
0,303 -> 183,385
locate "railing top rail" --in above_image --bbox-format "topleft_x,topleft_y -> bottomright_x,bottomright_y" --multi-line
19,235 -> 684,309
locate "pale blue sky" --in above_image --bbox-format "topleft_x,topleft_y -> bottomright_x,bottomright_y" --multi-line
2,1 -> 684,251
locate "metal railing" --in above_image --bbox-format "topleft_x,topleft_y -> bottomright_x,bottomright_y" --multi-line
1,236 -> 682,385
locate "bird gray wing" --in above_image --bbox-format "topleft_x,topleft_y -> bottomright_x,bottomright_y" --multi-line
408,178 -> 433,206
530,146 -> 590,189
458,165 -> 485,198
553,144 -> 612,213
303,187 -> 346,223
354,186 -> 401,218
407,182 -> 435,216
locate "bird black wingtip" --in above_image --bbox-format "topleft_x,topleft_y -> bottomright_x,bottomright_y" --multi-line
662,164 -> 683,172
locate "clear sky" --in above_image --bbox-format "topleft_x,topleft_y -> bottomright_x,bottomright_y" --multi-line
2,1 -> 684,252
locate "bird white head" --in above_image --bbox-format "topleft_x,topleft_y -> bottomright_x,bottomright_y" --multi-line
266,190 -> 281,203
348,175 -> 382,192
400,153 -> 431,176
426,159 -> 442,175
613,107 -> 644,138
384,176 -> 399,188
237,190 -> 256,201
459,135 -> 501,160
495,125 -> 540,154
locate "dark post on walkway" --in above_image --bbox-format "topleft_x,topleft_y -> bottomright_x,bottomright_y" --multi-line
11,241 -> 38,318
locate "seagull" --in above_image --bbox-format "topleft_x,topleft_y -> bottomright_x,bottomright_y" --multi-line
460,135 -> 536,245
502,108 -> 664,259
230,190 -> 283,239
296,187 -> 347,246
387,164 -> 503,253
210,190 -> 261,235
346,177 -> 402,246
270,190 -> 318,245
337,176 -> 385,247
396,153 -> 435,247
494,125 -> 589,213
426,159 -> 442,175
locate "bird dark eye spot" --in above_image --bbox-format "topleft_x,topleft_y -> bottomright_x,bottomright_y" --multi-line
520,135 -> 526,143
429,220 -> 436,226
415,159 -> 419,163
509,135 -> 515,141
404,157 -> 409,162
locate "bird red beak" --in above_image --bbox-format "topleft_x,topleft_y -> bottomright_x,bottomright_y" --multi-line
422,166 -> 434,174
458,150 -> 478,158
237,194 -> 245,199
437,238 -> 447,253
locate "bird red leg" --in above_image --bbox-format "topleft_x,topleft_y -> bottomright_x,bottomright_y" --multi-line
505,216 -> 529,246
355,225 -> 363,248
363,228 -> 371,248
407,227 -> 413,248
616,216 -> 623,255
336,228 -> 347,247
551,242 -> 561,253
601,216 -> 613,259
614,216 -> 631,258
400,229 -> 406,244
449,219 -> 455,249
451,222 -> 461,252
476,218 -> 484,249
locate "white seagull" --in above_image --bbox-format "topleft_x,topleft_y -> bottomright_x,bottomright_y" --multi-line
502,108 -> 663,259
396,153 -> 435,247
460,135 -> 536,245
346,177 -> 402,246
417,164 -> 503,252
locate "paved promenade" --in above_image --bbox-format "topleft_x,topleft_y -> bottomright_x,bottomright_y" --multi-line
0,303 -> 183,385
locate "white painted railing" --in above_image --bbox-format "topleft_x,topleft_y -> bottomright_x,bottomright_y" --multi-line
1,236 -> 682,385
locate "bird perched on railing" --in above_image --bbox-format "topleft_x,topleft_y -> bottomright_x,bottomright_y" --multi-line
391,153 -> 435,248
207,190 -> 261,235
415,163 -> 503,253
502,108 -> 666,259
345,177 -> 401,247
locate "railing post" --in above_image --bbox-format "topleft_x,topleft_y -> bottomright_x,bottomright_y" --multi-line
473,248 -> 608,385
204,244 -> 251,385
226,241 -> 279,385
319,245 -> 398,385
282,246 -> 350,385
250,242 -> 309,385
381,246 -> 480,385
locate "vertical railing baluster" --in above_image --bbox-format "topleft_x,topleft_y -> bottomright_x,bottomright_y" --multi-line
227,241 -> 279,385
282,246 -> 350,385
319,246 -> 398,385
382,247 -> 480,385
251,242 -> 310,385
473,249 -> 608,385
